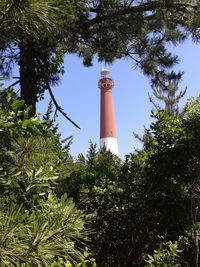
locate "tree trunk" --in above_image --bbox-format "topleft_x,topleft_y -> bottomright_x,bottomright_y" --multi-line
19,41 -> 37,116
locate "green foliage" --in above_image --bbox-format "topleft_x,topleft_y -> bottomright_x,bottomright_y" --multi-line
0,195 -> 87,266
0,88 -> 44,139
0,89 -> 56,207
51,247 -> 96,267
145,241 -> 181,267
11,137 -> 62,171
150,111 -> 186,150
62,98 -> 200,266
0,88 -> 92,266
142,105 -> 200,266
60,144 -> 150,267
145,237 -> 189,267
149,71 -> 187,115
2,83 -> 200,267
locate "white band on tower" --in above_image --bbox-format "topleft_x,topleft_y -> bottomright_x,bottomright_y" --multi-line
100,137 -> 118,155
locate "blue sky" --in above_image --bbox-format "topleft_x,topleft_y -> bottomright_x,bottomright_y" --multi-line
37,39 -> 200,159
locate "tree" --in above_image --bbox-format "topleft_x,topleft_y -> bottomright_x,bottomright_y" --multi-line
142,100 -> 200,266
0,0 -> 199,119
0,0 -> 78,116
149,71 -> 187,115
59,144 -> 155,267
61,97 -> 200,267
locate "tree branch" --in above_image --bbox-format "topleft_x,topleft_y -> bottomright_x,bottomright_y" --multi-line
48,87 -> 80,130
87,1 -> 195,27
5,80 -> 20,89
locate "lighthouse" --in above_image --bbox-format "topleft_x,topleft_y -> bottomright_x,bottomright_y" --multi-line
98,68 -> 118,156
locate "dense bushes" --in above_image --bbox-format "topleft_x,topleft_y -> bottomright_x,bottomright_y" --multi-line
0,88 -> 95,267
0,87 -> 200,266
60,104 -> 200,266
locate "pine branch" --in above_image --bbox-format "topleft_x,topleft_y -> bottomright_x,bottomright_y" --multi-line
87,1 -> 195,27
0,0 -> 21,26
148,93 -> 160,112
133,131 -> 143,143
5,80 -> 20,90
48,87 -> 80,130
